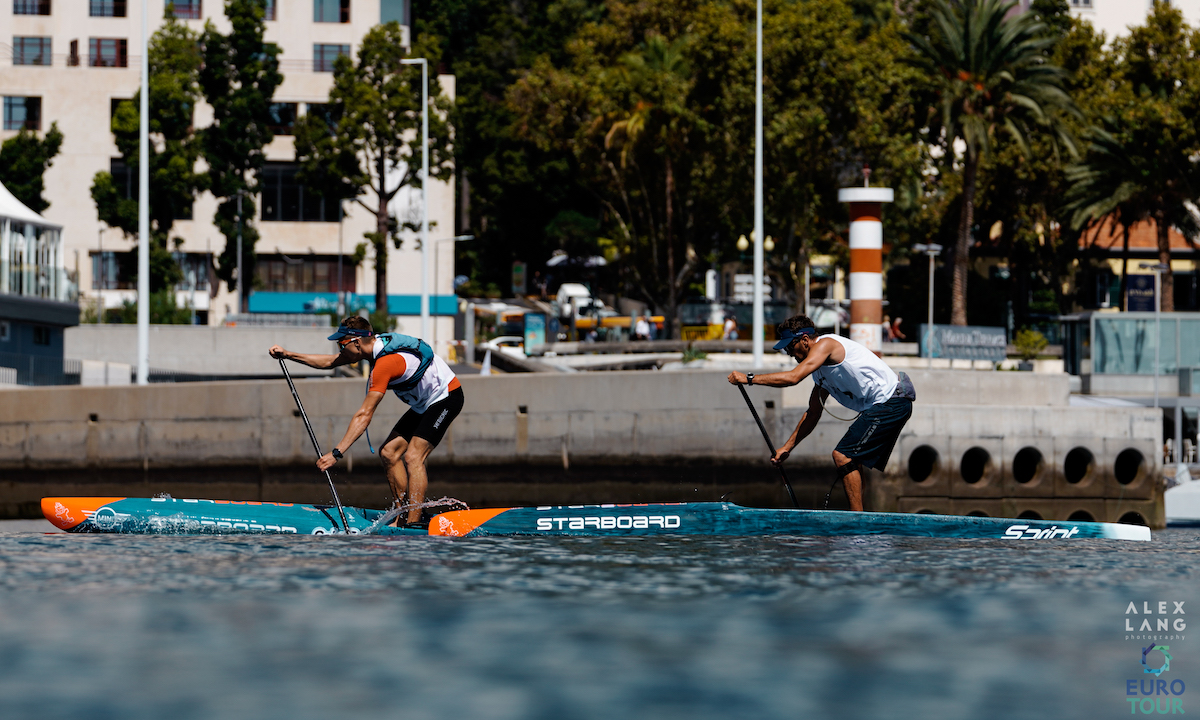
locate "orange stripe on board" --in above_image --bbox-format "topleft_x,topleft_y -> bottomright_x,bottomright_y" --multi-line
428,508 -> 513,537
41,497 -> 126,531
849,248 -> 883,273
848,203 -> 882,223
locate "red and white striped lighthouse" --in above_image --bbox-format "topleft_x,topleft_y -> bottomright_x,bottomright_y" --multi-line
837,186 -> 894,352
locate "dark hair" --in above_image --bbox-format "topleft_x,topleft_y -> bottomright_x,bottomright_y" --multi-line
777,314 -> 816,337
340,316 -> 373,334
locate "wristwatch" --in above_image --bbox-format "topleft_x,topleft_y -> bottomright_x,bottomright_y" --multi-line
331,448 -> 343,460
746,373 -> 755,386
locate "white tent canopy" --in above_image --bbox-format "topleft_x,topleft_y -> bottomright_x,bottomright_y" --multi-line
0,179 -> 61,228
0,179 -> 69,302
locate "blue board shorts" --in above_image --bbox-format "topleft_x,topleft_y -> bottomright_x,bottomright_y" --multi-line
834,375 -> 915,470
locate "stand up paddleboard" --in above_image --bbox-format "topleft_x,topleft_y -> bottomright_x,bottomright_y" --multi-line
42,497 -> 1152,541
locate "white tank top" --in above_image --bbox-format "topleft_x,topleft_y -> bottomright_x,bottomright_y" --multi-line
810,334 -> 899,412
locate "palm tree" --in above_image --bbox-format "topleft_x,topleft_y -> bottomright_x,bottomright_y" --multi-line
605,35 -> 697,337
906,0 -> 1078,325
1064,2 -> 1200,312
1063,128 -> 1150,309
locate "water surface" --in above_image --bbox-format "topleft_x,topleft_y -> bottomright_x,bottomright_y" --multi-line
0,521 -> 1196,719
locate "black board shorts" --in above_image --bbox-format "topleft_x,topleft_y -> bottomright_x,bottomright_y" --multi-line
834,395 -> 913,471
387,387 -> 464,448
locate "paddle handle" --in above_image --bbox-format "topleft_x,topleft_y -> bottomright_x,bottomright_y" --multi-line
280,358 -> 351,533
738,383 -> 800,509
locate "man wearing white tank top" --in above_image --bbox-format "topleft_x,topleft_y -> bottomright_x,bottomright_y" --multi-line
727,314 -> 915,511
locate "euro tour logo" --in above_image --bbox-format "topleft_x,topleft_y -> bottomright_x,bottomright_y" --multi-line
1125,601 -> 1186,715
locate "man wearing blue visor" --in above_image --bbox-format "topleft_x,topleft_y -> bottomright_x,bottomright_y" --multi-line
269,316 -> 463,526
727,314 -> 915,511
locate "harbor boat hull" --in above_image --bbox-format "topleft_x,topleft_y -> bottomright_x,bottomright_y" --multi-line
42,497 -> 1152,541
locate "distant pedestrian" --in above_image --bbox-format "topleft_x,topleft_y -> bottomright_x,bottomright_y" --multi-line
634,315 -> 651,341
722,315 -> 738,341
891,316 -> 906,342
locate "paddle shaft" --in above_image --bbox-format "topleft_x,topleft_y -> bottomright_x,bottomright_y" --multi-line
737,383 -> 800,508
279,359 -> 351,532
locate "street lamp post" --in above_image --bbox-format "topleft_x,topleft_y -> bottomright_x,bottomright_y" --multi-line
432,234 -> 474,350
136,0 -> 149,384
336,202 -> 345,317
1140,262 -> 1170,409
752,0 -> 764,369
400,57 -> 429,340
913,243 -> 942,369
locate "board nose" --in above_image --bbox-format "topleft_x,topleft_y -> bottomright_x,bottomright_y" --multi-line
41,497 -> 126,531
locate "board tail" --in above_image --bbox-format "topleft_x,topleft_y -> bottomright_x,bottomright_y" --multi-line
428,508 -> 512,537
42,497 -> 127,531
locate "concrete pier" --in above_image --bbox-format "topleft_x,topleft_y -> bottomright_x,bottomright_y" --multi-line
0,369 -> 1164,525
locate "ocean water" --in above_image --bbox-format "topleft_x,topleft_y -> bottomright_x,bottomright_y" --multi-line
0,521 -> 1196,719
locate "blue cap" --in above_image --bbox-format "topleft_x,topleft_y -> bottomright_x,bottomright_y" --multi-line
772,326 -> 815,351
327,325 -> 373,342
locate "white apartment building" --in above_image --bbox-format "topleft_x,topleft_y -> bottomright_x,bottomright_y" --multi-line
1,0 -> 459,354
1066,0 -> 1200,40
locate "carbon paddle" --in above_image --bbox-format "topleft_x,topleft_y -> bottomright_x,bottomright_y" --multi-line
737,383 -> 800,508
279,358 -> 351,533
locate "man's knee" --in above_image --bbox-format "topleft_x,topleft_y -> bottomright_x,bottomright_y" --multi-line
833,451 -> 858,475
402,444 -> 429,468
381,441 -> 406,466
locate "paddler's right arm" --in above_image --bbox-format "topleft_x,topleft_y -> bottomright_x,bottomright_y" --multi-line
317,391 -> 385,471
268,345 -> 355,369
772,386 -> 827,466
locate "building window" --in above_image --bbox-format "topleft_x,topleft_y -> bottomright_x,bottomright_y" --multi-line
260,163 -> 342,222
380,0 -> 407,25
111,97 -> 132,121
1069,0 -> 1091,6
257,255 -> 356,294
32,326 -> 51,346
305,103 -> 339,128
166,0 -> 201,19
313,44 -> 349,72
173,252 -> 211,291
12,37 -> 52,66
314,0 -> 349,23
266,102 -> 298,135
68,39 -> 80,66
90,38 -> 129,67
90,0 -> 126,16
13,0 -> 51,15
0,322 -> 9,342
110,160 -> 192,219
3,97 -> 41,131
264,0 -> 274,20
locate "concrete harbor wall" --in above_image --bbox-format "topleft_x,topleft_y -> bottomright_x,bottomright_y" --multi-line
0,369 -> 1164,525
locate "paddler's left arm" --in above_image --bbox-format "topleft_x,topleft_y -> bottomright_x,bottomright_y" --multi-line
316,391 -> 385,471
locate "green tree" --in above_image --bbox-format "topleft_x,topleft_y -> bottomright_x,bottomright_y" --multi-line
0,124 -> 64,214
90,17 -> 206,293
200,0 -> 282,310
509,0 -> 920,325
905,0 -> 1078,325
1063,1 -> 1200,312
418,0 -> 604,298
294,24 -> 453,317
969,5 -> 1104,325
